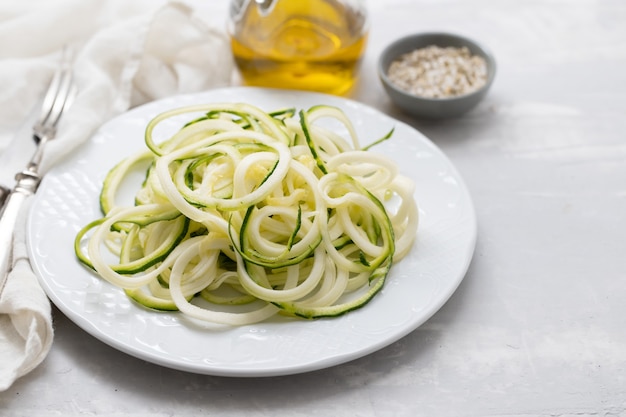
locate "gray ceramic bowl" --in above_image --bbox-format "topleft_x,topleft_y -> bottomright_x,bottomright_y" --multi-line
378,32 -> 496,119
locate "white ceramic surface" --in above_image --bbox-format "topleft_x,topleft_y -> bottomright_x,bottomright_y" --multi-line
27,87 -> 476,377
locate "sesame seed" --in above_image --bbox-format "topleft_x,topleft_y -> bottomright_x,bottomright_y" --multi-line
387,45 -> 488,98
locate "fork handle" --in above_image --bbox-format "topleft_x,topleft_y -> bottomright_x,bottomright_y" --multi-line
0,170 -> 41,293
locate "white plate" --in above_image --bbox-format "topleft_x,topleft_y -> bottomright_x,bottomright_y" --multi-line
27,87 -> 476,377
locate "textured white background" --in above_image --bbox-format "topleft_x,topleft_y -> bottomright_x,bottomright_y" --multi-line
3,0 -> 626,415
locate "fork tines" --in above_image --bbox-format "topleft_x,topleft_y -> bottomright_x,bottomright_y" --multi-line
34,47 -> 75,142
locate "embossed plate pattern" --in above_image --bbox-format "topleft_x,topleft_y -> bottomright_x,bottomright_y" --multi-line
27,87 -> 476,377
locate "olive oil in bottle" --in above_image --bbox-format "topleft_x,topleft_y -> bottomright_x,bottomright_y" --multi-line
229,0 -> 369,95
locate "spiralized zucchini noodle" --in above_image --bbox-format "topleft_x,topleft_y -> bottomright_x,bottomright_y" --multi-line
74,103 -> 419,326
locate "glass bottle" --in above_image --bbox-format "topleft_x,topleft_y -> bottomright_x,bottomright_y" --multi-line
228,0 -> 369,95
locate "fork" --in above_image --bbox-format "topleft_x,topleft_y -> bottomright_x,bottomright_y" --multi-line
0,185 -> 8,207
0,49 -> 74,294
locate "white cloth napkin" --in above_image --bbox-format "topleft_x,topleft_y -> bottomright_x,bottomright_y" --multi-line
0,0 -> 234,390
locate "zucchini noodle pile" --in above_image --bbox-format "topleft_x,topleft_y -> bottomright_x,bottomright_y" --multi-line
75,103 -> 418,326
